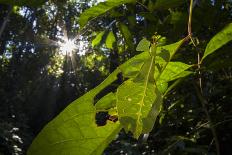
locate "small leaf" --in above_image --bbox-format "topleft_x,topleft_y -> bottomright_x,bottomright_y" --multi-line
202,23 -> 232,61
92,31 -> 105,47
95,92 -> 116,110
79,0 -> 136,29
157,62 -> 192,83
156,81 -> 168,94
105,31 -> 116,49
121,39 -> 185,79
136,38 -> 150,52
120,51 -> 149,78
156,39 -> 184,59
118,23 -> 134,49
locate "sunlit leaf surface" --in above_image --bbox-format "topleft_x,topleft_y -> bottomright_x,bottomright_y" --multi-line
27,69 -> 122,155
202,23 -> 232,61
79,0 -> 136,29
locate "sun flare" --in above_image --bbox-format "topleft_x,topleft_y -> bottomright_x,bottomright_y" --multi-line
59,39 -> 77,56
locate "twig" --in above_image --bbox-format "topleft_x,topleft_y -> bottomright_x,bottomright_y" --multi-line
188,0 -> 202,90
194,84 -> 220,155
136,1 -> 150,12
188,1 -> 220,154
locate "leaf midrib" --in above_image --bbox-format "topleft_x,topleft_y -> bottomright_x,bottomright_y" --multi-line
135,55 -> 155,134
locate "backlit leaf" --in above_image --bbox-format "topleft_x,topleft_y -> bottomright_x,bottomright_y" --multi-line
157,62 -> 192,83
28,69 -> 122,155
79,0 -> 136,29
92,31 -> 105,47
95,92 -> 116,111
118,23 -> 134,49
202,23 -> 232,61
27,100 -> 121,155
105,31 -> 116,49
116,80 -> 160,138
121,39 -> 185,79
136,38 -> 150,52
117,46 -> 159,138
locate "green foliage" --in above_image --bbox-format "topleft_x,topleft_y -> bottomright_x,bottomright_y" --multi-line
28,34 -> 193,153
105,31 -> 116,49
202,23 -> 232,61
157,62 -> 192,83
27,101 -> 121,155
117,44 -> 157,138
1,0 -> 231,154
148,0 -> 184,11
28,69 -> 122,155
79,0 -> 136,29
92,31 -> 105,47
118,23 -> 134,49
95,92 -> 116,110
0,0 -> 46,7
156,62 -> 192,93
117,80 -> 161,138
136,38 -> 150,52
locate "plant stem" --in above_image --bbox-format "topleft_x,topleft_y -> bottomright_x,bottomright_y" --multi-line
188,1 -> 220,154
194,84 -> 220,155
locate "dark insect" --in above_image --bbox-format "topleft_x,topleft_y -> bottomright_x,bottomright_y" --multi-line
107,115 -> 118,122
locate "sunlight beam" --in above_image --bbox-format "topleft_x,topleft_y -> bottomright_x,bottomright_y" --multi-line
58,39 -> 77,56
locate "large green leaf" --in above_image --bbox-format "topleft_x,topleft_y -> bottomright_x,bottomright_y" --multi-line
116,80 -> 162,138
202,23 -> 232,61
116,44 -> 158,138
28,70 -> 122,155
0,0 -> 45,7
28,101 -> 121,155
79,0 -> 136,29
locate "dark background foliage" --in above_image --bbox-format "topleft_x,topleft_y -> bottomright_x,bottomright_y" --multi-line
0,0 -> 231,154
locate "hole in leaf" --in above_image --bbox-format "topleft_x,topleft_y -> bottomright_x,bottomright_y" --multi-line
95,112 -> 109,126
